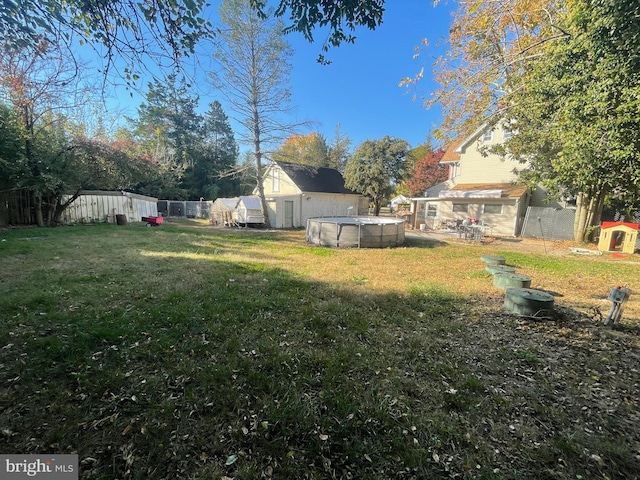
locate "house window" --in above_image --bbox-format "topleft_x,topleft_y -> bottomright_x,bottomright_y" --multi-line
272,169 -> 280,192
427,204 -> 438,218
451,162 -> 460,179
482,129 -> 493,142
452,203 -> 468,213
503,129 -> 513,140
483,204 -> 503,215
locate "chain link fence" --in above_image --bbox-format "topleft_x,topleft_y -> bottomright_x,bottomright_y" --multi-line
521,207 -> 576,240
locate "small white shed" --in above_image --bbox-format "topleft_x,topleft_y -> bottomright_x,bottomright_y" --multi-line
211,197 -> 239,226
390,194 -> 410,212
234,196 -> 265,225
60,190 -> 158,224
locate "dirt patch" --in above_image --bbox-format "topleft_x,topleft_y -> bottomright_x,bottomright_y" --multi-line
407,229 -> 635,258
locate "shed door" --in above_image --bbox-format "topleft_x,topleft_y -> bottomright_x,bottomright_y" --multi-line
284,201 -> 294,228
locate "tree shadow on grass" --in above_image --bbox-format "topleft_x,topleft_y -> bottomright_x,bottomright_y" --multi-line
1,227 -> 640,480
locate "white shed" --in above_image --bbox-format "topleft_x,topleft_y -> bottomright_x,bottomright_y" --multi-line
234,196 -> 265,225
211,197 -> 239,226
257,161 -> 368,228
60,190 -> 158,224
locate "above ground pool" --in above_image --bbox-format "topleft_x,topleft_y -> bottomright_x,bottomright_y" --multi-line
306,217 -> 405,248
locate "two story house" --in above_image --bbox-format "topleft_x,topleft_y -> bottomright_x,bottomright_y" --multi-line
412,122 -> 549,237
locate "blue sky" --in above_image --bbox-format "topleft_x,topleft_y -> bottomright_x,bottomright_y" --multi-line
285,0 -> 455,150
99,1 -> 456,153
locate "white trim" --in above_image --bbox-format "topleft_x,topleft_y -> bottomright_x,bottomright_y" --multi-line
454,122 -> 490,153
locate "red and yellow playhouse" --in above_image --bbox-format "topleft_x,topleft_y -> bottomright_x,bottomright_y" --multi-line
597,221 -> 639,254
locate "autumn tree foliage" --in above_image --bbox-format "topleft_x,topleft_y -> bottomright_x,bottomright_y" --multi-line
271,132 -> 330,167
403,0 -> 562,139
0,42 -> 156,225
503,0 -> 640,242
404,148 -> 448,197
404,0 -> 640,242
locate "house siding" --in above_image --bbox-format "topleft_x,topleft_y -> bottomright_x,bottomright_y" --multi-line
456,124 -> 525,184
259,162 -> 367,229
435,199 -> 521,237
265,193 -> 367,228
264,166 -> 302,195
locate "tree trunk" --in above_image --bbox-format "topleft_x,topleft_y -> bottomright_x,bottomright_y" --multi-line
373,198 -> 381,216
252,101 -> 270,227
33,192 -> 44,227
574,189 -> 606,243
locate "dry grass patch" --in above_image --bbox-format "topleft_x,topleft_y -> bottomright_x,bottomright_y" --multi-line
0,221 -> 639,479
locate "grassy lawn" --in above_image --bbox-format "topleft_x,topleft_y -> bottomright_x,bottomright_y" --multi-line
1,220 -> 639,479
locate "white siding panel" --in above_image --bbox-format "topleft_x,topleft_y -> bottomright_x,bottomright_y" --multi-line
60,192 -> 157,224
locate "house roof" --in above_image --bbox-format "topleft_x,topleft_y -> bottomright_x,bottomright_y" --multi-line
440,141 -> 462,163
274,161 -> 356,194
443,183 -> 528,199
441,122 -> 494,164
455,122 -> 490,152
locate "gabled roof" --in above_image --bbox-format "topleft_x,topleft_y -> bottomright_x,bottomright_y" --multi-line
273,161 -> 356,194
441,183 -> 528,199
455,122 -> 490,152
440,141 -> 462,163
441,122 -> 492,165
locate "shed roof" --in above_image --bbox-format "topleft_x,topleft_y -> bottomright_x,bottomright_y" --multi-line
238,195 -> 262,210
79,190 -> 158,202
213,197 -> 239,210
274,161 -> 356,194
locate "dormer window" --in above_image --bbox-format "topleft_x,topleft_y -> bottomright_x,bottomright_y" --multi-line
482,129 -> 493,142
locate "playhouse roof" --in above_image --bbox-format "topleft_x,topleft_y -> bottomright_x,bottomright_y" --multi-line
601,221 -> 639,231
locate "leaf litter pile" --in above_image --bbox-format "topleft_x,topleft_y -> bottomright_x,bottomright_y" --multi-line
0,223 -> 639,479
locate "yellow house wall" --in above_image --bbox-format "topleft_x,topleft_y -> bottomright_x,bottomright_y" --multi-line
456,124 -> 525,184
262,166 -> 302,195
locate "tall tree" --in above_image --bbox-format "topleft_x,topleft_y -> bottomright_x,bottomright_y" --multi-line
1,41 -> 84,225
344,136 -> 408,215
327,123 -> 351,172
212,0 -> 298,226
402,0 -> 561,139
405,147 -> 448,197
272,132 -> 330,167
186,100 -> 240,199
130,75 -> 200,199
503,0 -> 640,242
